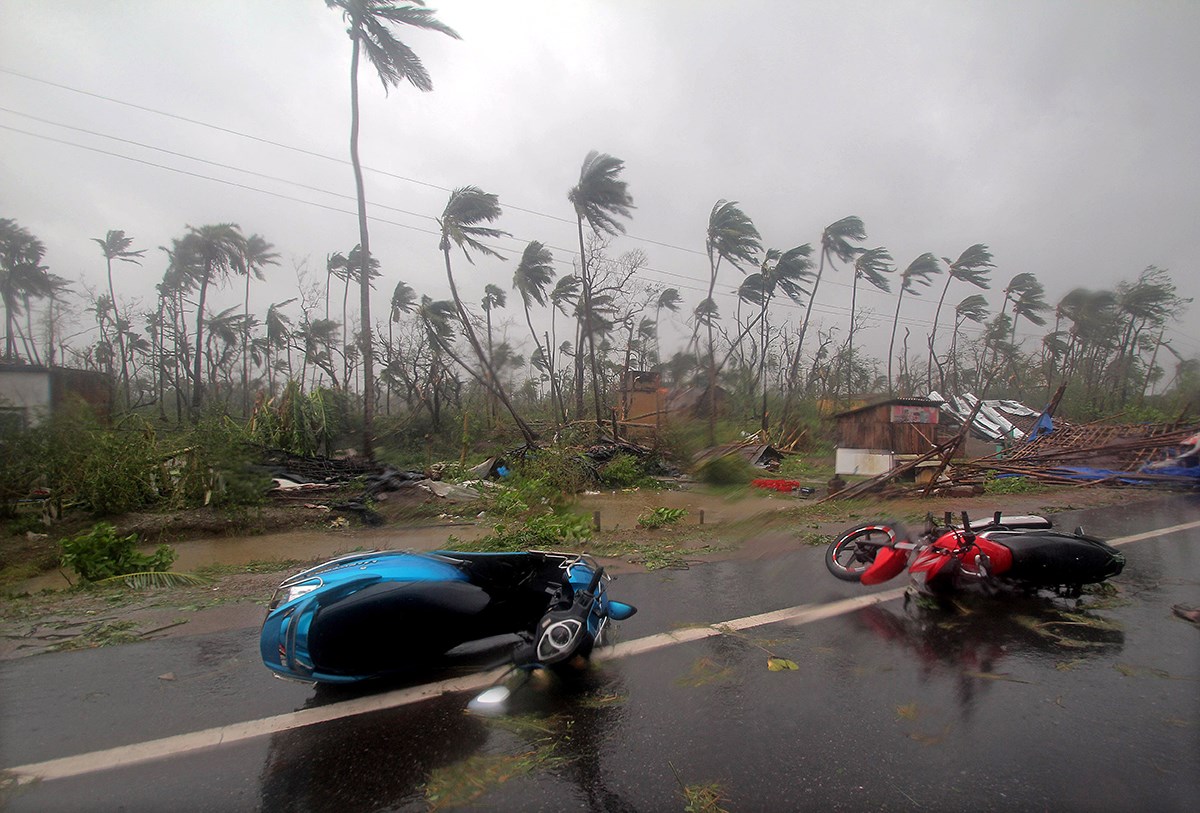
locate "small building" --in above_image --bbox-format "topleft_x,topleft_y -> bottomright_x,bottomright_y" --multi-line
832,397 -> 941,476
0,364 -> 111,430
618,370 -> 667,444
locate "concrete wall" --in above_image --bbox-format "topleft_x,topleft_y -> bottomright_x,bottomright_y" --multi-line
0,369 -> 51,427
836,448 -> 895,477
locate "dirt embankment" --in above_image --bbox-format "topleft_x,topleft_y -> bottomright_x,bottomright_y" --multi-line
0,484 -> 1136,660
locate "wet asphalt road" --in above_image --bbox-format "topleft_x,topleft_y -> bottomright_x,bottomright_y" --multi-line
2,496 -> 1198,812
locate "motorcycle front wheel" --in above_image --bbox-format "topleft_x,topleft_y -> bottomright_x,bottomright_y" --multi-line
824,525 -> 896,582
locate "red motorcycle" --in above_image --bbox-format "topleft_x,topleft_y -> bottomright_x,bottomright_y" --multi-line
825,511 -> 1125,597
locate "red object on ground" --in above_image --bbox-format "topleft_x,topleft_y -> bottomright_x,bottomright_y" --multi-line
751,478 -> 801,493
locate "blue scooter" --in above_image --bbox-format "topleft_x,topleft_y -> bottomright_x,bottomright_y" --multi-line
260,549 -> 636,685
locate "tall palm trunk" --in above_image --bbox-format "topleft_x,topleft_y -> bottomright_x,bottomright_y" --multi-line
105,255 -> 129,405
190,265 -> 211,415
440,247 -> 537,445
781,248 -> 828,424
348,32 -> 376,458
887,287 -> 907,395
575,218 -> 604,425
704,252 -> 724,446
926,274 -> 954,392
242,272 -> 252,417
845,271 -> 861,402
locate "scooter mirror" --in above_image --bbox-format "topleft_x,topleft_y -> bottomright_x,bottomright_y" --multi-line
607,601 -> 637,621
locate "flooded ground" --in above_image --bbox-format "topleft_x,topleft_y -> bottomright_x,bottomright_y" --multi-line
12,486 -> 796,594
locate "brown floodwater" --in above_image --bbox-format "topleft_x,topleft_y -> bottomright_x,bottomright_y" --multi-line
17,487 -> 798,593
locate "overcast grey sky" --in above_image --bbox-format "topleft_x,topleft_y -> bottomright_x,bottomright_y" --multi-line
2,0 -> 1197,364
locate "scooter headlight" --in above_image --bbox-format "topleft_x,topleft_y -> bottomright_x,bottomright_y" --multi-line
535,617 -> 584,664
269,578 -> 322,610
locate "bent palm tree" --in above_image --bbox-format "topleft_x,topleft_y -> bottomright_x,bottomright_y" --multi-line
324,0 -> 460,458
845,246 -> 893,399
173,224 -> 247,415
653,287 -> 682,365
927,244 -> 993,391
786,216 -> 865,405
512,241 -> 561,422
436,186 -> 536,445
740,244 -> 813,430
887,252 -> 940,394
91,230 -> 145,405
569,150 -> 634,424
239,234 -> 278,415
950,293 -> 989,390
699,200 -> 761,443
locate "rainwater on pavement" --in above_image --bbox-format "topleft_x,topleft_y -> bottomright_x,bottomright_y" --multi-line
2,497 -> 1197,811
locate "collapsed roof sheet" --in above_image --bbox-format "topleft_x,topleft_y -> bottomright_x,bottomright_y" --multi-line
929,391 -> 1041,443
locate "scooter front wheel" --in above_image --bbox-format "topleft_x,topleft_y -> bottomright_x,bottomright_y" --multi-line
825,525 -> 896,582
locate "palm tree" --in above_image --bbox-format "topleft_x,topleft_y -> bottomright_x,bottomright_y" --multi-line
1111,267 -> 1186,405
950,293 -> 988,391
436,185 -> 537,445
238,234 -> 278,415
264,298 -> 297,395
568,150 -> 634,424
173,224 -> 247,415
699,200 -> 761,443
512,241 -> 562,422
417,295 -> 456,429
0,219 -> 47,361
740,244 -> 813,430
845,246 -> 893,400
887,253 -> 940,394
91,230 -> 145,405
549,273 -> 580,422
383,280 -> 416,414
784,216 -> 865,411
42,273 -> 72,366
652,287 -> 682,365
927,244 -> 993,391
324,0 -> 460,458
481,283 -> 507,424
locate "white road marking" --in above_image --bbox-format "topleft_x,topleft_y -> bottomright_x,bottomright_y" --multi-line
7,518 -> 1198,784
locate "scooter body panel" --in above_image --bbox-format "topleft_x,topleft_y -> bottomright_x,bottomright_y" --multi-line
260,549 -> 631,684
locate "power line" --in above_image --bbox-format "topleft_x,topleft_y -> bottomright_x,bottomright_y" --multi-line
1,69 -> 991,334
4,116 -> 956,337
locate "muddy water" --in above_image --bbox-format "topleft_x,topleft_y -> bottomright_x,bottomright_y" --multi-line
18,488 -> 797,593
19,522 -> 490,593
575,487 -> 792,529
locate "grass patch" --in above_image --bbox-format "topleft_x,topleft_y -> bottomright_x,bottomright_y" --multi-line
637,507 -> 687,530
194,559 -> 303,577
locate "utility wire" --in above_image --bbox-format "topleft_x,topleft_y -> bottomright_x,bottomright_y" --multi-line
4,117 -> 967,340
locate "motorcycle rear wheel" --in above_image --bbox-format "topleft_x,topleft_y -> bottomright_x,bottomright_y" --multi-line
825,525 -> 895,582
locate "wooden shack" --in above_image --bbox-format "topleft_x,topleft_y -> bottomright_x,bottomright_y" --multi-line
618,370 -> 666,443
832,397 -> 941,476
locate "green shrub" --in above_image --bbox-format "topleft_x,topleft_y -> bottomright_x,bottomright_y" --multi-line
169,418 -> 271,509
637,507 -> 687,529
512,449 -> 595,498
459,512 -> 593,552
982,473 -> 1042,495
696,454 -> 754,486
600,453 -> 646,488
76,422 -> 160,515
60,523 -> 176,582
